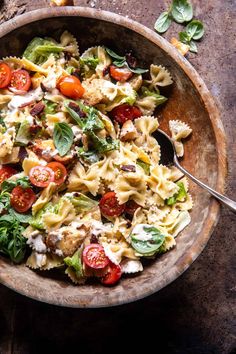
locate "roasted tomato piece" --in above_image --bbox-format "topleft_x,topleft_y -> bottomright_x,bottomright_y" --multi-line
46,162 -> 67,185
57,75 -> 85,99
109,65 -> 133,82
99,192 -> 125,217
9,69 -> 31,92
29,166 -> 54,188
0,166 -> 17,185
0,62 -> 12,89
125,200 -> 140,215
110,104 -> 142,124
82,244 -> 110,269
10,186 -> 36,213
101,262 -> 122,285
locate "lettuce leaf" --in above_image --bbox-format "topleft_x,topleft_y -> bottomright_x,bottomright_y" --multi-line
30,202 -> 56,230
141,87 -> 167,106
76,147 -> 100,164
137,159 -> 150,175
65,192 -> 98,213
166,182 -> 187,206
15,120 -> 31,146
80,57 -> 99,69
64,247 -> 84,279
23,37 -> 64,65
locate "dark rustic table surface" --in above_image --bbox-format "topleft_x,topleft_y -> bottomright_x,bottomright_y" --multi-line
0,1 -> 235,353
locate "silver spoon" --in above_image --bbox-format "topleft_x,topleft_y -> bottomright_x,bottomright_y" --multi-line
154,129 -> 236,213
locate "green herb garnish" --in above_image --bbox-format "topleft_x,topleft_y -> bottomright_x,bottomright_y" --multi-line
53,122 -> 73,157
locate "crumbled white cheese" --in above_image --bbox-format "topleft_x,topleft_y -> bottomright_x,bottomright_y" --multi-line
26,230 -> 47,253
72,125 -> 82,142
90,220 -> 112,236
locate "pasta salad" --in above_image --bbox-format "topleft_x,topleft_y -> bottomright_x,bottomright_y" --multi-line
0,31 -> 193,285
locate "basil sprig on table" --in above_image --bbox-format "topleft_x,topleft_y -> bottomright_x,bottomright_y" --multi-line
53,122 -> 73,156
105,48 -> 148,74
154,0 -> 204,54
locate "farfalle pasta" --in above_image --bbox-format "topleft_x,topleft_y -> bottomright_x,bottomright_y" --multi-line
0,31 -> 193,286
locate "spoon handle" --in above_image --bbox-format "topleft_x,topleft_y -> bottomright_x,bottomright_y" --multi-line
174,156 -> 236,213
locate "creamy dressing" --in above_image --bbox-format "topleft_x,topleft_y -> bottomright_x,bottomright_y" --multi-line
26,231 -> 47,253
72,125 -> 82,142
90,220 -> 112,236
8,87 -> 44,110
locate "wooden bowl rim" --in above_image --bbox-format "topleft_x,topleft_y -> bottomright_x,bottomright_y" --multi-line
0,7 -> 227,307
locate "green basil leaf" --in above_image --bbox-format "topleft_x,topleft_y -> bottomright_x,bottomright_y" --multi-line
53,122 -> 73,156
186,20 -> 204,40
179,31 -> 191,43
113,59 -> 126,67
171,0 -> 193,23
154,11 -> 172,33
189,40 -> 198,53
105,47 -> 125,61
128,66 -> 149,74
64,100 -> 84,128
88,131 -> 119,153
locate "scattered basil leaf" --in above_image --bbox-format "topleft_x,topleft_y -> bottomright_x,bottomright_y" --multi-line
128,66 -> 149,74
179,31 -> 191,43
154,11 -> 172,33
64,100 -> 84,128
105,47 -> 125,61
166,181 -> 187,205
186,19 -> 204,40
171,0 -> 193,23
53,122 -> 73,157
113,59 -> 126,67
189,40 -> 198,53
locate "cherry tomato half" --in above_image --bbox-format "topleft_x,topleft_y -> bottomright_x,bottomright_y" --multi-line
10,186 -> 36,213
46,162 -> 67,185
0,166 -> 17,185
110,104 -> 142,125
83,244 -> 110,269
125,200 -> 140,215
101,262 -> 122,285
109,65 -> 133,82
0,62 -> 12,89
99,192 -> 125,217
57,75 -> 85,99
9,69 -> 31,92
29,166 -> 54,188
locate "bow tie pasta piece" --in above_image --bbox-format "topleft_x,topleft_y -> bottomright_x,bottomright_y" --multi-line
68,161 -> 100,196
32,182 -> 57,215
114,168 -> 147,207
154,209 -> 191,237
120,259 -> 143,274
3,56 -> 48,75
115,141 -> 138,165
80,46 -> 111,79
127,74 -> 143,91
135,95 -> 158,116
93,150 -> 119,182
147,64 -> 173,89
134,115 -> 159,136
60,31 -> 80,57
101,237 -> 139,265
169,120 -> 192,157
26,251 -> 63,270
147,164 -> 180,200
22,150 -> 47,175
144,205 -> 171,224
0,127 -> 15,158
0,89 -> 13,107
42,198 -> 76,231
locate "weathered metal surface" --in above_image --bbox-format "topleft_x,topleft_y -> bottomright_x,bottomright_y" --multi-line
0,1 -> 235,353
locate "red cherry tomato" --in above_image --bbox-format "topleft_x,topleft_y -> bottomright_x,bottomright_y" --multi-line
9,69 -> 31,92
83,244 -> 110,269
125,200 -> 140,215
57,75 -> 85,99
0,166 -> 17,185
0,62 -> 12,89
10,186 -> 36,213
109,65 -> 133,82
101,262 -> 122,285
46,162 -> 67,185
29,166 -> 54,188
110,104 -> 142,124
99,192 -> 125,217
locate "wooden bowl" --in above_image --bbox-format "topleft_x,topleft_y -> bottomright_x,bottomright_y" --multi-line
0,7 -> 227,307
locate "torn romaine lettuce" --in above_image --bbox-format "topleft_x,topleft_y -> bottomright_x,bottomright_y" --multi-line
166,182 -> 187,206
65,192 -> 98,212
30,202 -> 56,230
23,37 -> 64,65
15,120 -> 31,146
